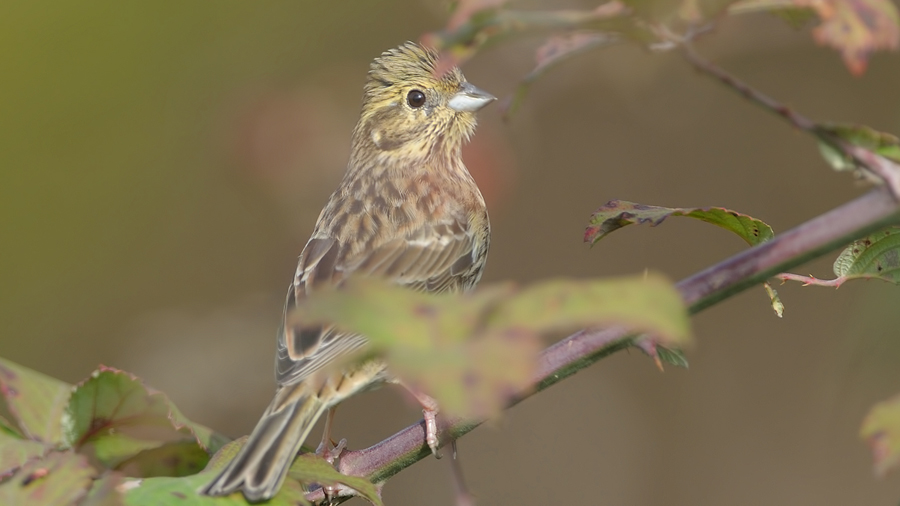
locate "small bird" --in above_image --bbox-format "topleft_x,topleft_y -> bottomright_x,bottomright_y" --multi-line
201,42 -> 495,501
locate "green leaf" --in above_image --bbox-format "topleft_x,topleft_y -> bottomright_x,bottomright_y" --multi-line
81,472 -> 125,506
0,451 -> 95,506
123,471 -> 310,506
816,123 -> 900,175
486,275 -> 690,346
288,454 -> 383,506
832,226 -> 900,283
117,441 -> 210,478
202,438 -> 246,473
62,367 -> 227,474
0,429 -> 51,477
291,275 -> 689,419
861,392 -> 900,476
0,356 -> 71,443
654,345 -> 690,369
763,282 -> 784,317
585,200 -> 774,246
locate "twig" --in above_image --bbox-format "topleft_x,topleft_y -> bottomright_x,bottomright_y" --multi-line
682,42 -> 900,198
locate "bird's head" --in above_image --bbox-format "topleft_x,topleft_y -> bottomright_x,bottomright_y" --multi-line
352,42 -> 495,161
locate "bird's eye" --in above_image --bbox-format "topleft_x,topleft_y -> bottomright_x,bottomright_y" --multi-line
407,89 -> 426,108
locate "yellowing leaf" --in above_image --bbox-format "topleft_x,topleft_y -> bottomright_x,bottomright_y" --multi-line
0,357 -> 71,443
0,451 -> 95,506
861,392 -> 900,476
291,275 -> 689,419
0,430 -> 51,477
486,275 -> 691,347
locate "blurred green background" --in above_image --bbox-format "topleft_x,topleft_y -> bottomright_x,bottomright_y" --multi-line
3,1 -> 900,504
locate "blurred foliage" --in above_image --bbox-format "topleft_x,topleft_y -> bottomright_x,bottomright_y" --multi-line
0,272 -> 689,503
292,275 -> 689,419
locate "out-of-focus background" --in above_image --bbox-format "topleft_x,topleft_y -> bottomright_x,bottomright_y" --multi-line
3,1 -> 900,504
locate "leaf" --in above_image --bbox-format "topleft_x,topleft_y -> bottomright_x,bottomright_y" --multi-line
288,454 -> 383,506
585,200 -> 774,247
117,441 -> 210,478
202,438 -> 246,473
122,471 -> 310,506
0,451 -> 95,506
0,430 -> 51,478
832,226 -> 900,283
62,367 -> 227,474
861,392 -> 900,476
655,345 -> 690,369
729,0 -> 820,27
803,0 -> 900,75
291,275 -> 689,419
485,275 -> 691,346
81,472 -> 125,506
816,123 -> 900,175
0,356 -> 71,443
764,282 -> 784,317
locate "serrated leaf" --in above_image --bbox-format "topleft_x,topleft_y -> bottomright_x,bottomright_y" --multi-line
832,226 -> 900,283
62,367 -> 226,474
288,454 -> 383,506
292,275 -> 689,419
0,451 -> 95,506
0,430 -> 51,477
123,471 -> 310,506
861,392 -> 900,476
0,357 -> 71,443
585,200 -> 774,246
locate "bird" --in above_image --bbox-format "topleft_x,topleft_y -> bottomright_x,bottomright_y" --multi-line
201,41 -> 495,502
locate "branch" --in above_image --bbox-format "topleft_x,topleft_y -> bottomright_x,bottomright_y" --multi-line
682,42 -> 900,197
306,186 -> 900,503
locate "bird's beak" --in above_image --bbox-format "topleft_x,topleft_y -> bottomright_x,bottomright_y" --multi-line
448,82 -> 496,112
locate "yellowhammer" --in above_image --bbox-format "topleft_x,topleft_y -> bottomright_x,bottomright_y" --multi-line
202,41 -> 495,501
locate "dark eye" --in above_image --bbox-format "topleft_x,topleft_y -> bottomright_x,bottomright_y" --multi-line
407,89 -> 426,108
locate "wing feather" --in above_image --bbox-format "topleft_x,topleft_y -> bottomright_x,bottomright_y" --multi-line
275,210 -> 485,386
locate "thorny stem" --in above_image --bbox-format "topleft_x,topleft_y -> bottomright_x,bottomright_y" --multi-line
306,35 -> 900,506
308,187 -> 900,504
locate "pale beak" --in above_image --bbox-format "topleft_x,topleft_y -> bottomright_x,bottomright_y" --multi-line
448,82 -> 496,112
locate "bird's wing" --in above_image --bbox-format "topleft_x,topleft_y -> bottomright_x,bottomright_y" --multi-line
275,211 -> 486,387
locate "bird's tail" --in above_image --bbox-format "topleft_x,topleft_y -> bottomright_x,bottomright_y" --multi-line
200,387 -> 328,502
